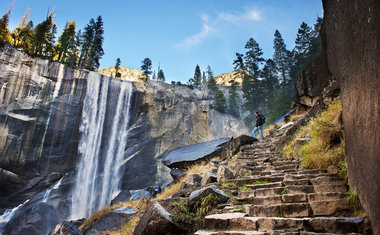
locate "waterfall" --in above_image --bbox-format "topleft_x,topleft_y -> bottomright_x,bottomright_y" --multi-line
42,174 -> 66,203
0,200 -> 29,231
70,73 -> 133,219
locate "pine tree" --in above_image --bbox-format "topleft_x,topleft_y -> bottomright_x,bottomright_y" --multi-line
273,30 -> 290,85
261,59 -> 279,113
157,69 -> 165,82
152,71 -> 157,81
31,12 -> 57,57
242,37 -> 264,113
244,38 -> 264,76
115,58 -> 121,78
10,8 -> 30,47
206,65 -> 217,91
79,18 -> 95,68
214,89 -> 227,113
141,58 -> 152,81
0,6 -> 12,44
233,53 -> 245,71
228,80 -> 240,117
56,21 -> 76,62
294,22 -> 313,56
90,16 -> 104,69
66,29 -> 81,67
193,64 -> 202,86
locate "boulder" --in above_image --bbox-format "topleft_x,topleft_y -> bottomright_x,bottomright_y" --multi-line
170,169 -> 186,182
188,185 -> 229,207
111,190 -> 131,205
49,221 -> 83,235
84,208 -> 135,235
130,190 -> 153,201
217,166 -> 235,183
201,171 -> 217,187
327,165 -> 339,174
162,138 -> 230,169
187,173 -> 202,186
133,202 -> 186,235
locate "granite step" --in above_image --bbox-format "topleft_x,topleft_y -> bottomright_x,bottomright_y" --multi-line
245,203 -> 310,217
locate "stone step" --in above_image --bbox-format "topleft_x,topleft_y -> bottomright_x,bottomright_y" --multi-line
275,165 -> 299,171
310,176 -> 347,185
310,198 -> 350,216
194,230 -> 265,235
245,203 -> 310,217
256,217 -> 305,232
282,194 -> 308,203
271,161 -> 299,167
284,179 -> 310,186
307,192 -> 349,202
231,176 -> 284,186
246,182 -> 283,190
203,213 -> 258,230
236,195 -> 282,206
304,217 -> 364,234
284,173 -> 336,181
312,184 -> 347,193
297,169 -> 327,175
255,187 -> 285,197
285,185 -> 315,194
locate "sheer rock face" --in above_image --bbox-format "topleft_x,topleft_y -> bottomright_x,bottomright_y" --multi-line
0,45 -> 249,210
295,1 -> 380,233
321,0 -> 380,233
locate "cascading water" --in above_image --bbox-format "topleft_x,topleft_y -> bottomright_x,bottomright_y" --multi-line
0,200 -> 29,231
70,73 -> 133,219
42,174 -> 66,203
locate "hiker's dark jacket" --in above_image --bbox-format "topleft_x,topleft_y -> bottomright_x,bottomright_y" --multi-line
255,114 -> 264,127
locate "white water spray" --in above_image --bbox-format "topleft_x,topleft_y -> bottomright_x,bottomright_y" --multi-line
70,74 -> 133,219
42,174 -> 66,203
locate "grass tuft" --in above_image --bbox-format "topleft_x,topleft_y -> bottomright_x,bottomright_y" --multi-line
282,98 -> 346,169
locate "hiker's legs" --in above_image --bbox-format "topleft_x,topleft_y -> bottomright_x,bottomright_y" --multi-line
259,126 -> 265,140
252,127 -> 258,138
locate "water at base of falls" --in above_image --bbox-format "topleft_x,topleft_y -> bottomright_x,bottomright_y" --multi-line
70,73 -> 133,220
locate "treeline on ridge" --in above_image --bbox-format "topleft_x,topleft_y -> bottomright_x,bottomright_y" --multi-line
0,5 -> 105,71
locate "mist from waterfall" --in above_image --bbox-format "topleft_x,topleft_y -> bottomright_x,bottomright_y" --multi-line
70,73 -> 133,219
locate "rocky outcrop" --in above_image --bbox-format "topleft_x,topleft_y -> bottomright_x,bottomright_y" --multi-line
293,1 -> 380,233
322,1 -> 380,233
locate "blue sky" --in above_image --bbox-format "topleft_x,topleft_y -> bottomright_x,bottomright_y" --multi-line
1,0 -> 323,83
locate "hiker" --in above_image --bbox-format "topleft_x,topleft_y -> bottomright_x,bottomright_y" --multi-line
252,111 -> 265,140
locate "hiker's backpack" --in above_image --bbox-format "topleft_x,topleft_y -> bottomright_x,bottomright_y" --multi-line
260,114 -> 266,124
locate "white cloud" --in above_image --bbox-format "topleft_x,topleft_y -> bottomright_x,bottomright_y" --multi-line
218,8 -> 263,22
174,16 -> 212,50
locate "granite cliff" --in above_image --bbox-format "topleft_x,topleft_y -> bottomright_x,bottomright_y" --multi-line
0,44 -> 249,234
295,0 -> 380,233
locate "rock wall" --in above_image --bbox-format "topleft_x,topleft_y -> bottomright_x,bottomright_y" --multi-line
295,1 -> 380,233
0,44 -> 249,223
321,0 -> 380,233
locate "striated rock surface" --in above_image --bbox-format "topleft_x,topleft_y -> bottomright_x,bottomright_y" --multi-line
295,1 -> 380,233
321,0 -> 380,233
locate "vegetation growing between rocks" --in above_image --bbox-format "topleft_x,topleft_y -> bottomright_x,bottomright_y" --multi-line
282,99 -> 346,170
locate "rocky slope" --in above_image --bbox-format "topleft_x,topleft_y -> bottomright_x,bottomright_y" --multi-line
0,44 -> 249,234
97,66 -> 145,82
130,123 -> 371,235
214,70 -> 246,86
294,1 -> 380,233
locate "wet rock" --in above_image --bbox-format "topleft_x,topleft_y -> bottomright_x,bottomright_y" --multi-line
130,190 -> 153,201
84,208 -> 135,235
111,190 -> 131,205
163,138 -> 230,169
217,166 -> 235,183
201,171 -> 217,187
170,169 -> 186,182
49,221 -> 82,235
133,202 -> 186,235
4,203 -> 59,235
189,185 -> 229,207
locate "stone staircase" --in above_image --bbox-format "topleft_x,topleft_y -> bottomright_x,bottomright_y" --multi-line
194,137 -> 367,235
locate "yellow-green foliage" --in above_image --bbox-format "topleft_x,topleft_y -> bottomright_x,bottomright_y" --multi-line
283,99 -> 346,169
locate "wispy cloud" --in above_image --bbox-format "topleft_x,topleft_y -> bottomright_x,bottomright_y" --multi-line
174,15 -> 212,50
218,8 -> 263,22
